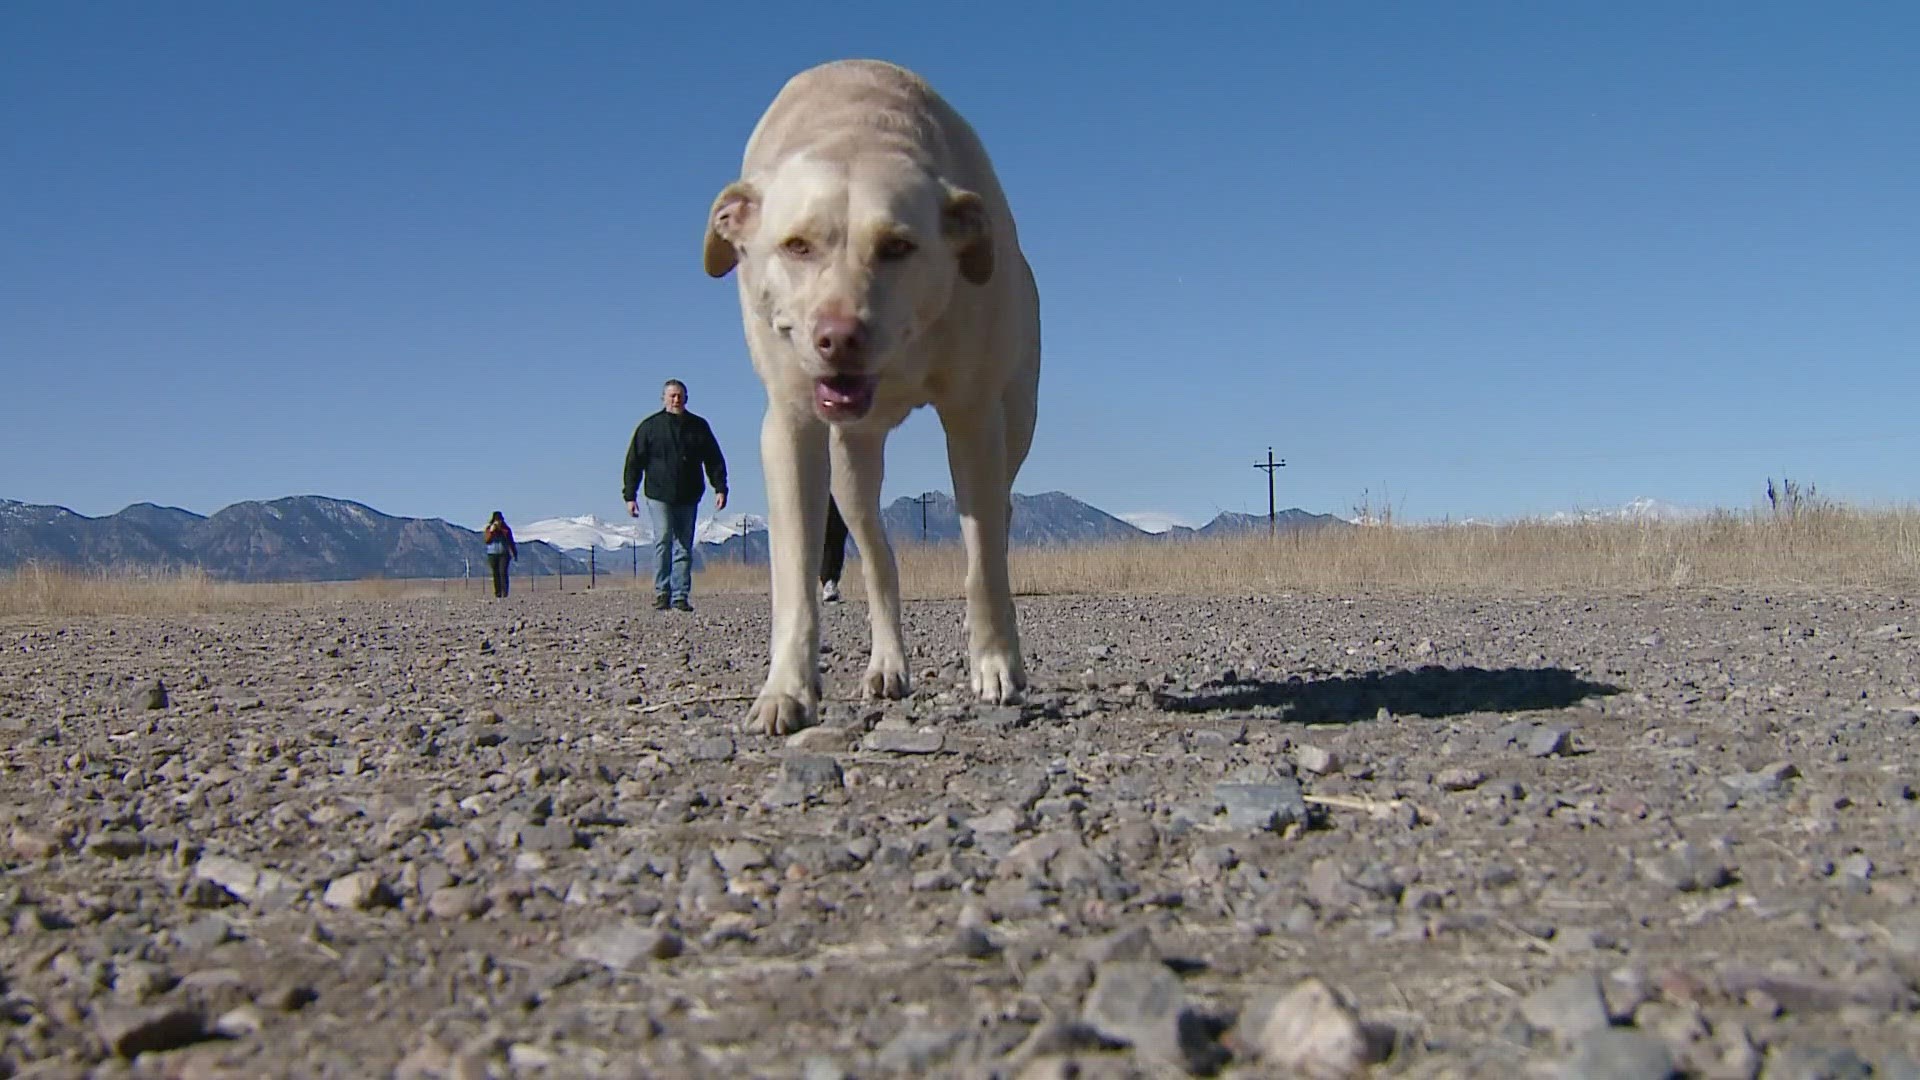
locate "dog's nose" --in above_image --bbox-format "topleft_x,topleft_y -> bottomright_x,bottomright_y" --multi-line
812,315 -> 867,368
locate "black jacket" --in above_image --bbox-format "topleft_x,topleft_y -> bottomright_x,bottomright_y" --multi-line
622,409 -> 728,506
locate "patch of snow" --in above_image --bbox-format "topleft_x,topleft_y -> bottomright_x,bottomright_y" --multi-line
518,512 -> 769,551
1115,510 -> 1197,534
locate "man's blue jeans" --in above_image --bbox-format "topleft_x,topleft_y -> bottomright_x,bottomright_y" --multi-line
646,499 -> 699,601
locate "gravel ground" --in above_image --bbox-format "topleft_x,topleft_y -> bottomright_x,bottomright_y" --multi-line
3,586 -> 1919,1079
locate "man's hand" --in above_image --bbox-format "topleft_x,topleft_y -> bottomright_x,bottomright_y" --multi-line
626,500 -> 639,518
714,491 -> 728,512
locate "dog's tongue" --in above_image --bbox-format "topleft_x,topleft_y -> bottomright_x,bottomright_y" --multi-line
814,374 -> 877,419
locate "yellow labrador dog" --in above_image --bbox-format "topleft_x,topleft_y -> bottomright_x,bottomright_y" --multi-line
703,59 -> 1041,735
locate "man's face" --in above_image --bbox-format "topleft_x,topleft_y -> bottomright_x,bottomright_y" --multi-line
662,384 -> 687,413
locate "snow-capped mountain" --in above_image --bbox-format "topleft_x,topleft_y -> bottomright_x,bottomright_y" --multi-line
1542,497 -> 1707,524
1116,510 -> 1197,534
0,496 -> 582,581
515,514 -> 648,551
517,513 -> 770,551
698,513 -> 769,544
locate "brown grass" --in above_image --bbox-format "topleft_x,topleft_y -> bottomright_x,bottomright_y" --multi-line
851,503 -> 1920,598
6,503 -> 1917,618
0,564 -> 456,620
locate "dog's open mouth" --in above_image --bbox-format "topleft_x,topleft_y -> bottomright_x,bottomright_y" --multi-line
814,374 -> 878,420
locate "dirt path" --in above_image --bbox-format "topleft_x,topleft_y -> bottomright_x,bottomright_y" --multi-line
2,587 -> 1917,1078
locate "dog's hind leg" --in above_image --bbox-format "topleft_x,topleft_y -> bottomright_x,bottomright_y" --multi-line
939,401 -> 1024,705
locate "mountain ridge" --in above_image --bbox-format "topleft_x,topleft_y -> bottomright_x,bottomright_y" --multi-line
0,491 -> 1348,582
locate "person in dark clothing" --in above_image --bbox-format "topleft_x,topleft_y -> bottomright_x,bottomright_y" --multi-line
481,511 -> 519,598
622,379 -> 728,611
820,495 -> 849,603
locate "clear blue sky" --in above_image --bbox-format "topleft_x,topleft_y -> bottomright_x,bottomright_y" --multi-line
5,1 -> 1916,531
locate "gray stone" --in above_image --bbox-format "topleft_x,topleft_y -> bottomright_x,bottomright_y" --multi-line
96,1004 -> 207,1058
950,925 -> 1000,960
1559,1028 -> 1676,1079
1836,853 -> 1873,880
1721,762 -> 1799,800
1295,745 -> 1339,775
689,735 -> 735,761
1213,779 -> 1308,831
863,728 -> 945,754
85,831 -> 149,859
1521,971 -> 1613,1042
194,854 -> 299,906
515,822 -> 583,852
968,806 -> 1024,834
1717,965 -> 1915,1014
875,1025 -> 966,1074
802,1058 -> 852,1080
782,753 -> 845,790
1528,726 -> 1575,757
173,916 -> 233,951
134,679 -> 169,711
571,923 -> 684,970
323,870 -> 393,911
425,886 -> 489,921
1080,961 -> 1228,1074
1240,976 -> 1384,1077
112,961 -> 175,1002
1640,842 -> 1733,893
712,840 -> 770,875
787,726 -> 855,752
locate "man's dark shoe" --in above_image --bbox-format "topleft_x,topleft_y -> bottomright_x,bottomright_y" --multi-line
672,598 -> 694,612
652,593 -> 670,610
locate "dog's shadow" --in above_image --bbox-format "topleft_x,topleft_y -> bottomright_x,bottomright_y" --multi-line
1154,664 -> 1622,725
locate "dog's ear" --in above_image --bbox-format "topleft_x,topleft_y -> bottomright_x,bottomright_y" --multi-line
942,186 -> 993,286
704,181 -> 759,278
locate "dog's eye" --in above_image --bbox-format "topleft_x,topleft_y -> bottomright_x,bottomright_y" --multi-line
781,237 -> 813,258
876,236 -> 916,261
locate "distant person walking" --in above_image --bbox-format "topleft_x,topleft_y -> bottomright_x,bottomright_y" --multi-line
623,379 -> 728,611
821,495 -> 849,603
482,511 -> 519,598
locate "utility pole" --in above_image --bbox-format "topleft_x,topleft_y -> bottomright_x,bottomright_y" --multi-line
1253,447 -> 1287,536
910,492 -> 936,541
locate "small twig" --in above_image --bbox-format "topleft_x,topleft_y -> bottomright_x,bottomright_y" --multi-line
1302,793 -> 1428,822
1493,916 -> 1557,955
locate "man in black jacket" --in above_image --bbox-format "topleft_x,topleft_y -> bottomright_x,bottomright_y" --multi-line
623,379 -> 729,611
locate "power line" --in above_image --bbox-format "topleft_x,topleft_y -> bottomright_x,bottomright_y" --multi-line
909,492 -> 936,541
1253,448 -> 1287,536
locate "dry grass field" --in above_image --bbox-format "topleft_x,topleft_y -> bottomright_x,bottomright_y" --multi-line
6,502 -> 1916,619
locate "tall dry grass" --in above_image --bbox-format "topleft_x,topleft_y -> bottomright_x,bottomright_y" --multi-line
0,564 -> 453,620
843,503 -> 1920,598
6,503 -> 1916,617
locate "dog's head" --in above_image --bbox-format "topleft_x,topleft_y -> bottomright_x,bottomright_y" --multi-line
702,152 -> 994,422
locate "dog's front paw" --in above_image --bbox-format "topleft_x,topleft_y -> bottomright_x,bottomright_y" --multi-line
746,690 -> 814,736
863,650 -> 910,700
970,648 -> 1025,705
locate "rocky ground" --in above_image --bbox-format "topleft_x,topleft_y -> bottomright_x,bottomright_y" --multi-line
2,585 -> 1919,1079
